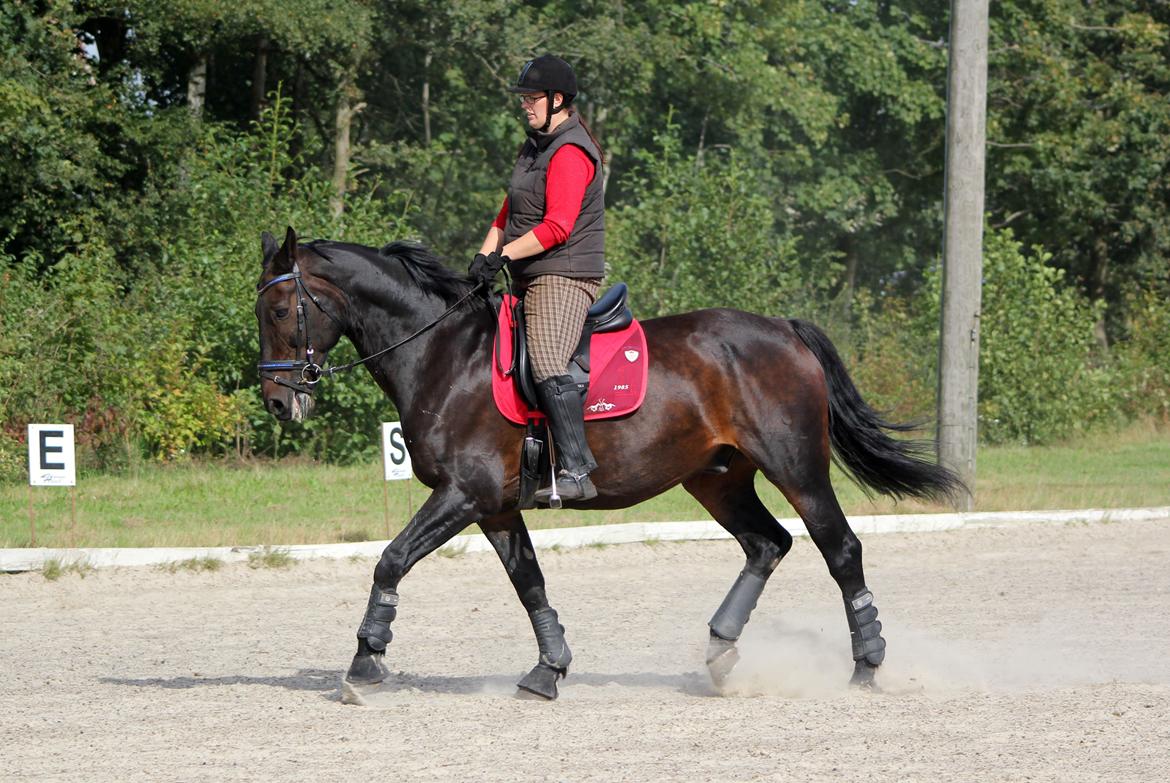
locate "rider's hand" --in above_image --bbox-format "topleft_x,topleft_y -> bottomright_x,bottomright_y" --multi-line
469,253 -> 489,281
470,251 -> 508,288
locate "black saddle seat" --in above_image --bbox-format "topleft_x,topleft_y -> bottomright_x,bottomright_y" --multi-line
586,283 -> 631,333
511,283 -> 633,410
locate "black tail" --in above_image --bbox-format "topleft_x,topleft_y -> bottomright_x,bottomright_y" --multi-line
788,319 -> 965,503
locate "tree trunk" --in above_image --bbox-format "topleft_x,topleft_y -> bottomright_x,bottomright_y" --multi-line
1090,237 -> 1110,350
422,50 -> 432,145
695,111 -> 709,170
289,60 -> 305,160
331,67 -> 366,218
187,52 -> 208,119
838,234 -> 859,321
250,35 -> 270,120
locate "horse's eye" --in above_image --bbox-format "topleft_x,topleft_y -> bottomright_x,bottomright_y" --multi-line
274,307 -> 290,319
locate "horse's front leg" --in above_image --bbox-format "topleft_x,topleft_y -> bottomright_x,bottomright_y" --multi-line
479,511 -> 572,700
346,486 -> 483,685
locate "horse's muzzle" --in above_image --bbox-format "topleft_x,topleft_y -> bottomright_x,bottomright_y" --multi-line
265,391 -> 315,422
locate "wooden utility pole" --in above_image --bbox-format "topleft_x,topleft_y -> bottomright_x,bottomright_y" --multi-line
938,0 -> 990,511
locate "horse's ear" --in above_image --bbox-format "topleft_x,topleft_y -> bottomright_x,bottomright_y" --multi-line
261,231 -> 279,268
271,226 -> 297,275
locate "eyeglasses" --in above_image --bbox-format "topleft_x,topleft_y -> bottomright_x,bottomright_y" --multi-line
519,94 -> 545,105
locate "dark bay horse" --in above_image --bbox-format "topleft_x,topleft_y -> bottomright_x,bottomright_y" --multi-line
255,227 -> 960,699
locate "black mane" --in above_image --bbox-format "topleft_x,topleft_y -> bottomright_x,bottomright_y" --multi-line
378,240 -> 475,303
305,239 -> 475,304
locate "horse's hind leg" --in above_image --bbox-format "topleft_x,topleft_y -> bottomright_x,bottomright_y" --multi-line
683,458 -> 794,687
479,511 -> 572,700
770,469 -> 887,688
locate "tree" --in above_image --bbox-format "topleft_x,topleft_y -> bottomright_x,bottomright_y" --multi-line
987,1 -> 1170,340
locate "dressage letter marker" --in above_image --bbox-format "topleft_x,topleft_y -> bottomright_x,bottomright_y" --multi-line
28,424 -> 76,487
381,422 -> 412,481
381,422 -> 414,537
27,424 -> 78,547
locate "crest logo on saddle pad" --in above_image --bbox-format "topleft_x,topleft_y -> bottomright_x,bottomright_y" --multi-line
624,349 -> 640,362
587,398 -> 617,413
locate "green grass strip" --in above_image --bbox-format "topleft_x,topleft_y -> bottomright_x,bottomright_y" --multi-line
3,424 -> 1167,549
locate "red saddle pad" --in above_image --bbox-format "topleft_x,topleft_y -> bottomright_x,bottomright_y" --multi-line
492,294 -> 648,424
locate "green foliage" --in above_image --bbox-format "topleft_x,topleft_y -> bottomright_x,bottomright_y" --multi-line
247,546 -> 294,569
608,115 -> 813,317
845,289 -> 938,425
121,94 -> 412,462
0,89 -> 409,475
1113,286 -> 1170,424
973,230 -> 1115,444
0,224 -> 139,474
2,1 -> 1169,479
988,1 -> 1170,327
0,2 -> 133,258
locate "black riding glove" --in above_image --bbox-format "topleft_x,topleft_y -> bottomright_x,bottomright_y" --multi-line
469,251 -> 507,288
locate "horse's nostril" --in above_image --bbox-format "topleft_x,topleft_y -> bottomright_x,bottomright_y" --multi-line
266,397 -> 285,416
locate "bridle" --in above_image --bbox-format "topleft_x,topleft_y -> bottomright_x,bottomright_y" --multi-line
256,260 -> 484,395
256,261 -> 338,395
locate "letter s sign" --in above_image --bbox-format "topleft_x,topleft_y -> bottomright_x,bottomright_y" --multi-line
381,422 -> 413,481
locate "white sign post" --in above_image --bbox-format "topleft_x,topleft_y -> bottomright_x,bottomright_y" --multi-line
381,422 -> 413,538
27,424 -> 77,546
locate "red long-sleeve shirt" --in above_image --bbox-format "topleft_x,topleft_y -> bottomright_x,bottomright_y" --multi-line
492,144 -> 596,249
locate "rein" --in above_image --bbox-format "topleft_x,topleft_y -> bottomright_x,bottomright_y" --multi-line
257,261 -> 484,393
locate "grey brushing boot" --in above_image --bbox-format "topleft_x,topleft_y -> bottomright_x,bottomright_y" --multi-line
534,374 -> 598,503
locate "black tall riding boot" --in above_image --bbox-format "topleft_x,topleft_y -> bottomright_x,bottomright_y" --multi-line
534,374 -> 598,503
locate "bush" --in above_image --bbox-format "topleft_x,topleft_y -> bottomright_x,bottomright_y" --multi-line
0,221 -> 140,477
129,97 -> 414,462
845,288 -> 937,426
840,228 -> 1125,446
975,229 -> 1116,444
1114,286 -> 1170,425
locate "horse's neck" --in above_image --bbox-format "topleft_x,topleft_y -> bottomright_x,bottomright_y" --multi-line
346,295 -> 489,419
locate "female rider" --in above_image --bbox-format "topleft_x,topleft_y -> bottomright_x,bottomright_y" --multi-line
470,54 -> 606,503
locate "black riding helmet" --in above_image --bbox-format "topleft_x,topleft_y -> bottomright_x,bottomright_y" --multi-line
508,54 -> 577,133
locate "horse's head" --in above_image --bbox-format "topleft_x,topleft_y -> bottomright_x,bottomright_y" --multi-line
255,227 -> 345,422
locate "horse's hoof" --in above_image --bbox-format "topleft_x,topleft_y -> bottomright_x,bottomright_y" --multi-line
706,635 -> 741,689
849,660 -> 881,691
516,664 -> 564,700
346,653 -> 389,686
341,677 -> 377,706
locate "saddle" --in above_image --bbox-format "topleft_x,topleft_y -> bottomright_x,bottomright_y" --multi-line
491,284 -> 649,509
492,283 -> 649,425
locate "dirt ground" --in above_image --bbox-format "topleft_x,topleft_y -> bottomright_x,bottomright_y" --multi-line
3,516 -> 1169,782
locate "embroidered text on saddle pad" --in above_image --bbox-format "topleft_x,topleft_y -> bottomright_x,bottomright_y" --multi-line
492,295 -> 649,425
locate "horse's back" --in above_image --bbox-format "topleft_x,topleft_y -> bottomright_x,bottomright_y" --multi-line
635,306 -> 827,424
641,307 -> 813,369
